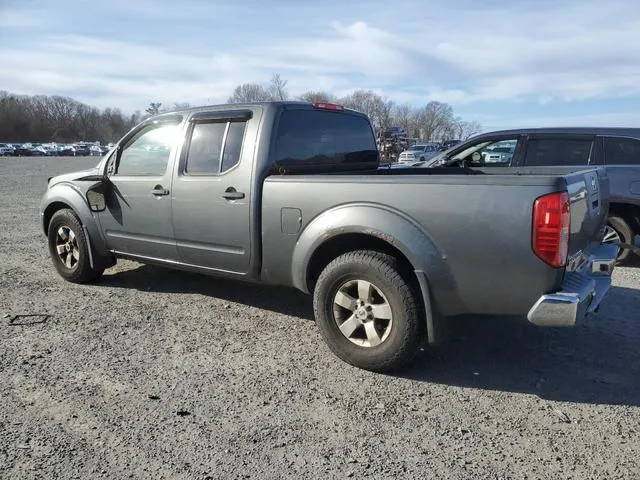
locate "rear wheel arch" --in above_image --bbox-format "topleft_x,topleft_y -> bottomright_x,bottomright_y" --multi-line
304,232 -> 447,346
291,204 -> 463,318
306,233 -> 416,293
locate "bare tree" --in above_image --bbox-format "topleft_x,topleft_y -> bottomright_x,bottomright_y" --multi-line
417,101 -> 455,141
453,119 -> 482,140
145,102 -> 162,116
339,89 -> 394,135
391,103 -> 421,138
227,83 -> 272,103
268,73 -> 289,101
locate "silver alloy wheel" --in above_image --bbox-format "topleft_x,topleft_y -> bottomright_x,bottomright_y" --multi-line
603,225 -> 621,244
332,279 -> 393,347
55,225 -> 80,270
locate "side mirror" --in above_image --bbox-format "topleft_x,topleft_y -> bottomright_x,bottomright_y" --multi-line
86,183 -> 107,212
73,174 -> 109,212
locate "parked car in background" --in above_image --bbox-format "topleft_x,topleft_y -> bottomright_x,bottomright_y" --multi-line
40,101 -> 617,372
90,145 -> 110,156
439,139 -> 461,151
426,127 -> 640,263
90,145 -> 103,156
398,143 -> 439,162
0,143 -> 16,156
73,143 -> 91,156
33,146 -> 50,156
14,145 -> 39,156
384,126 -> 407,139
40,144 -> 61,156
480,140 -> 516,164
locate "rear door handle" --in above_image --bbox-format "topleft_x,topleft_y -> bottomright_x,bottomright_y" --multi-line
151,185 -> 170,196
222,187 -> 245,200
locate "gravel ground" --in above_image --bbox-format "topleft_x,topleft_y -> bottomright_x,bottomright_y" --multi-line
1,156 -> 639,480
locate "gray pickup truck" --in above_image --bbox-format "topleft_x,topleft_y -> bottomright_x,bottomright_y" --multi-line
39,101 -> 618,372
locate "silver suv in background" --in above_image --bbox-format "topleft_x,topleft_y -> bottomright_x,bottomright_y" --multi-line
398,143 -> 439,162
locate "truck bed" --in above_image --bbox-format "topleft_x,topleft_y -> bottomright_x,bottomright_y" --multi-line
260,167 -> 608,317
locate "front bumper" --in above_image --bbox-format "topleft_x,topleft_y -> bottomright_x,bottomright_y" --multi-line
527,243 -> 618,327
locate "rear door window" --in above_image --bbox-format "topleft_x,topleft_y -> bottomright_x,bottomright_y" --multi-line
603,137 -> 640,165
523,138 -> 593,166
273,109 -> 378,168
184,120 -> 247,175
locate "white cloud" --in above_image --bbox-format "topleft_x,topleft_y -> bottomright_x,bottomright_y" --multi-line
0,7 -> 43,28
479,111 -> 640,131
0,0 -> 639,113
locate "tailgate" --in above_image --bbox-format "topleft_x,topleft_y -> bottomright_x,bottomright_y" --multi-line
564,168 -> 609,268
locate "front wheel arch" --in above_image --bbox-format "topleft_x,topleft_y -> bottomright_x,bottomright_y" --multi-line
42,197 -> 116,271
43,201 -> 73,235
47,208 -> 104,283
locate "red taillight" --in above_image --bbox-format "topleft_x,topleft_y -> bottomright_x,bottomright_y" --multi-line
532,191 -> 570,267
312,101 -> 345,111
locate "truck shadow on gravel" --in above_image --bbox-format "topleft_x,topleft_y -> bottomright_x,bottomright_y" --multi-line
404,286 -> 640,407
101,265 -> 639,407
100,264 -> 315,320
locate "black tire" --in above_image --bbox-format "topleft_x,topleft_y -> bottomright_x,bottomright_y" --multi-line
313,250 -> 422,372
47,209 -> 104,283
606,216 -> 634,264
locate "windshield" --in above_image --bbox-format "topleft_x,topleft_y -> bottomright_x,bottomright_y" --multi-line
408,145 -> 425,151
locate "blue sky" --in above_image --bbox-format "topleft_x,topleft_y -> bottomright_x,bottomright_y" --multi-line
1,0 -> 639,131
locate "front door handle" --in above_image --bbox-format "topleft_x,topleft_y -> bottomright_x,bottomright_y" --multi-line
151,185 -> 170,196
222,187 -> 245,200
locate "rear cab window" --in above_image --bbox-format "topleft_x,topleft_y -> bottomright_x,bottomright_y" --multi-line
603,136 -> 640,165
273,108 -> 378,172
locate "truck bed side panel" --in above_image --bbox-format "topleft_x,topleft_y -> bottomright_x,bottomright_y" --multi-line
261,175 -> 565,317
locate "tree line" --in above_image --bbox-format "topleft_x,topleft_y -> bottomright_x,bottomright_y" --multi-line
227,74 -> 482,141
0,90 -> 140,143
0,74 -> 481,143
0,91 -> 189,144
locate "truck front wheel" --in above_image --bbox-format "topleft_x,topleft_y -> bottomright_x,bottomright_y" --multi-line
312,250 -> 422,372
47,209 -> 104,283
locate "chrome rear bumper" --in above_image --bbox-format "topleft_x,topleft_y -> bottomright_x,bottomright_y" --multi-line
527,243 -> 618,327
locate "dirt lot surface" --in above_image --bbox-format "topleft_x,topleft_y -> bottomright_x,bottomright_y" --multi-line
1,156 -> 639,479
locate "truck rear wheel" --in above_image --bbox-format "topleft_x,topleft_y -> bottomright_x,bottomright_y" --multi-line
312,250 -> 422,372
604,215 -> 634,264
47,209 -> 104,283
